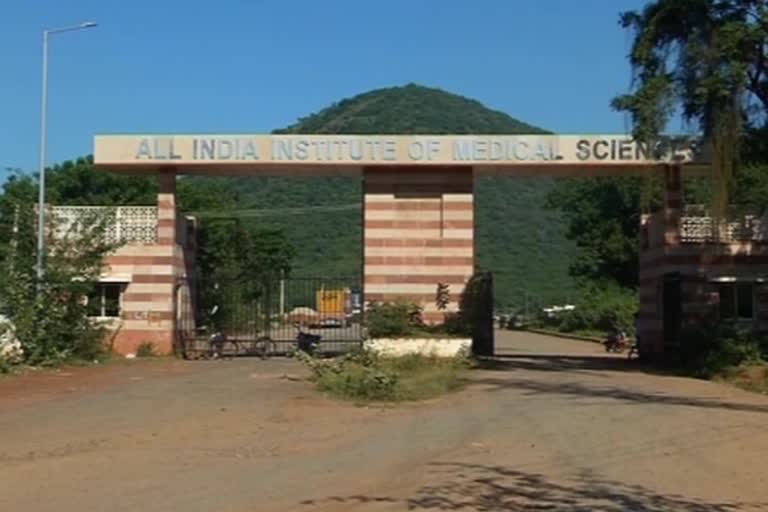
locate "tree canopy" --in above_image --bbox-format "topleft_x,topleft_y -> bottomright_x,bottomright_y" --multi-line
547,0 -> 768,296
612,0 -> 768,214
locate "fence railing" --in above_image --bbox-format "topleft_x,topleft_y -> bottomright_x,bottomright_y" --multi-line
177,276 -> 364,356
680,206 -> 768,244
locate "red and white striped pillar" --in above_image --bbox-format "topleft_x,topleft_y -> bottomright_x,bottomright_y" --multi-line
362,167 -> 475,323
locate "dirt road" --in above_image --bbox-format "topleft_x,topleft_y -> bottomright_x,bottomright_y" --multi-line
1,331 -> 767,511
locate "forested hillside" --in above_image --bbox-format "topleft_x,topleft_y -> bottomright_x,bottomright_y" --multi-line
207,84 -> 578,308
1,84 -> 578,309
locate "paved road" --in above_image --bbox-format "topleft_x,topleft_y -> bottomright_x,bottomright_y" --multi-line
1,331 -> 767,511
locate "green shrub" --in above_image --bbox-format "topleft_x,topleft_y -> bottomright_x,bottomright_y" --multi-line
0,204 -> 113,366
675,323 -> 766,377
540,285 -> 638,336
136,342 -> 157,358
365,301 -> 469,339
296,349 -> 468,401
366,301 -> 424,338
442,311 -> 471,337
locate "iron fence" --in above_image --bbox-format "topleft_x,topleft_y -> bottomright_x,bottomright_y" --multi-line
177,275 -> 363,357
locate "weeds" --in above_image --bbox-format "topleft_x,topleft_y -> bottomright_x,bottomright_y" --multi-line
136,342 -> 158,358
296,350 -> 469,402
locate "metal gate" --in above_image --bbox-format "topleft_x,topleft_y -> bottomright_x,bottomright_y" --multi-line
462,272 -> 495,357
176,276 -> 363,357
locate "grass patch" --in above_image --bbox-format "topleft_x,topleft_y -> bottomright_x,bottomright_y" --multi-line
716,364 -> 768,395
297,350 -> 469,402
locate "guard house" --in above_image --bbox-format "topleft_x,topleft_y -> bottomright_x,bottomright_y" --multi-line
57,132 -> 764,358
639,166 -> 768,356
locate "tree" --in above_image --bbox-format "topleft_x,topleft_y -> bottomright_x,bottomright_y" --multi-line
612,0 -> 768,215
546,177 -> 662,289
548,1 -> 768,292
47,156 -> 157,206
0,197 -> 115,365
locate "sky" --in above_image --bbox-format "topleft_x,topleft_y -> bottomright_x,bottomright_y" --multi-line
0,0 -> 660,179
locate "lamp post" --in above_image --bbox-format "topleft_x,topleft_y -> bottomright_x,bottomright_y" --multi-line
36,21 -> 98,283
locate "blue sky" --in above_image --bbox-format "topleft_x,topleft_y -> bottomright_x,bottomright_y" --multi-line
1,0 -> 660,178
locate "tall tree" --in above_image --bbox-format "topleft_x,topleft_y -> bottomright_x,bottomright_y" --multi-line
548,1 -> 768,291
546,177 -> 660,289
612,0 -> 768,214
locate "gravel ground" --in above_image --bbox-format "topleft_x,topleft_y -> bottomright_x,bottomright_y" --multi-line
1,330 -> 766,511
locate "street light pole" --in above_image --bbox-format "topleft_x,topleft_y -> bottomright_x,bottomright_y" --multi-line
35,21 -> 97,283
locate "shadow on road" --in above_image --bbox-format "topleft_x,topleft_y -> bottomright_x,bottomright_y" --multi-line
301,462 -> 761,511
481,353 -> 652,373
471,355 -> 768,415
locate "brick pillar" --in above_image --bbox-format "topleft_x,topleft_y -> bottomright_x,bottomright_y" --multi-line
114,171 -> 178,355
157,171 -> 177,245
363,167 -> 474,323
663,165 -> 682,246
636,166 -> 683,359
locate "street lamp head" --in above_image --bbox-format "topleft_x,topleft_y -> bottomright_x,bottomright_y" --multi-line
80,21 -> 98,28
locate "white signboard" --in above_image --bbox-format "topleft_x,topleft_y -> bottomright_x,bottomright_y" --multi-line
94,134 -> 706,167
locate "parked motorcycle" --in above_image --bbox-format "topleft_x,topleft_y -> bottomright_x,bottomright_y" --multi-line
603,328 -> 631,353
295,323 -> 322,355
206,305 -> 229,359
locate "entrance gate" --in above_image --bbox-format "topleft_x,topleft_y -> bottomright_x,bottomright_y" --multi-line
176,276 -> 363,357
95,133 -> 709,357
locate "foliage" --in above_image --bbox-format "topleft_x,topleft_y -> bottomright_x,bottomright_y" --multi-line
0,320 -> 23,365
177,175 -> 296,292
365,299 -> 471,339
271,83 -> 577,307
275,83 -> 547,135
46,156 -> 158,205
612,0 -> 768,217
136,342 -> 157,358
546,177 -> 662,288
537,285 -> 638,337
674,322 -> 767,377
296,349 -> 468,402
0,195 -> 114,365
435,283 -> 451,311
475,177 -> 577,309
365,301 -> 425,338
543,1 -> 768,339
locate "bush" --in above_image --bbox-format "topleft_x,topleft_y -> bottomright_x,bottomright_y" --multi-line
0,204 -> 114,366
365,301 -> 424,338
540,285 -> 638,336
296,349 -> 468,402
136,342 -> 157,358
674,323 -> 766,377
365,301 -> 469,339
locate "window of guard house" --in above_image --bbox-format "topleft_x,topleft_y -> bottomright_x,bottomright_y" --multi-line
718,282 -> 754,321
87,283 -> 123,318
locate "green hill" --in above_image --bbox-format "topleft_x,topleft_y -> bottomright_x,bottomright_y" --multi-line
190,84 -> 577,309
